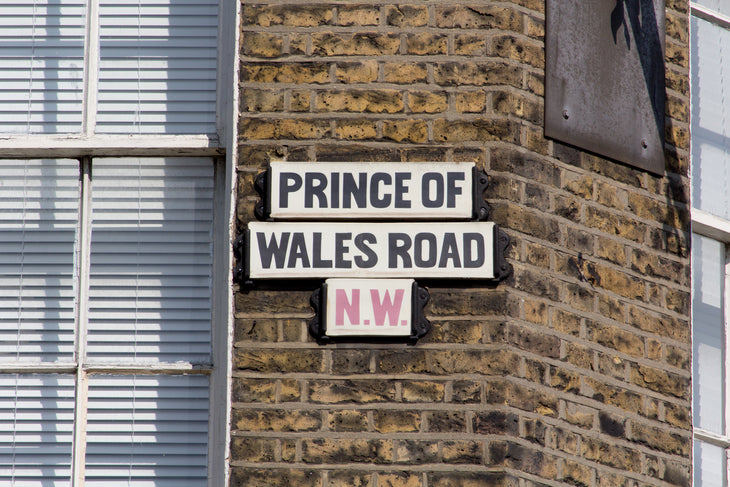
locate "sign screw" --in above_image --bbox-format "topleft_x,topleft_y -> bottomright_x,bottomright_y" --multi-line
641,139 -> 648,149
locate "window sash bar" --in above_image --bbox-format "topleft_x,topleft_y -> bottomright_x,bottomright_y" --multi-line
691,2 -> 730,30
71,158 -> 92,486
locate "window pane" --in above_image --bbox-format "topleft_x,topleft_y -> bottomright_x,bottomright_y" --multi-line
0,1 -> 85,134
694,440 -> 727,487
87,158 -> 213,364
96,0 -> 219,135
691,15 -> 730,218
85,374 -> 209,486
0,160 -> 79,363
693,234 -> 726,434
0,374 -> 75,486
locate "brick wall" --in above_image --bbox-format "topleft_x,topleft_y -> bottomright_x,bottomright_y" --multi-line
233,1 -> 691,486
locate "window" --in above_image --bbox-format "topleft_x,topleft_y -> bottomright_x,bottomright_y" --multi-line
691,1 -> 730,485
0,1 -> 237,485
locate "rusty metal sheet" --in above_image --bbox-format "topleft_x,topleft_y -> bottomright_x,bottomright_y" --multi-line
545,0 -> 665,174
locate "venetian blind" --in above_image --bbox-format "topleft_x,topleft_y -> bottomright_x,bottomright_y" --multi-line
0,374 -> 75,486
84,374 -> 210,486
692,234 -> 726,435
0,0 -> 86,134
86,157 -> 214,364
96,0 -> 219,135
691,15 -> 730,220
0,159 -> 79,363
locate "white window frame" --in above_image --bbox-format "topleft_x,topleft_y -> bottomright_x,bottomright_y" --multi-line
691,1 -> 730,484
0,0 -> 240,485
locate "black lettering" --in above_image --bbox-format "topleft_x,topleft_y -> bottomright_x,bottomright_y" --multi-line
343,173 -> 367,208
331,172 -> 340,208
287,232 -> 310,268
414,233 -> 437,268
446,172 -> 465,208
438,233 -> 461,268
335,233 -> 352,268
422,172 -> 444,208
304,172 -> 327,208
463,233 -> 485,268
389,233 -> 412,268
312,232 -> 333,268
256,232 -> 290,269
394,173 -> 411,208
354,233 -> 378,268
279,173 -> 302,208
370,172 -> 392,208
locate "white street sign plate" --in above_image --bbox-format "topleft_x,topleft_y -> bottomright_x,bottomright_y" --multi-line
268,161 -> 475,219
324,279 -> 413,337
246,221 -> 495,279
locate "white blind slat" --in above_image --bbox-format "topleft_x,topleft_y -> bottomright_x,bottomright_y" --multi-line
84,375 -> 209,486
87,158 -> 213,365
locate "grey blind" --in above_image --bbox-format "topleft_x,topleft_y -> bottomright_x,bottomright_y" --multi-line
96,0 -> 219,135
0,160 -> 79,363
691,15 -> 730,219
0,1 -> 85,134
0,374 -> 75,486
87,158 -> 214,364
84,374 -> 209,486
692,234 -> 726,435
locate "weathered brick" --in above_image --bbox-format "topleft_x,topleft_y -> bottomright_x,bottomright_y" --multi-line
426,410 -> 467,433
383,120 -> 428,143
408,91 -> 448,113
316,90 -> 404,113
380,472 -> 423,487
312,33 -> 400,56
338,5 -> 380,26
331,349 -> 371,374
328,409 -> 369,432
373,410 -> 421,433
335,61 -> 378,83
235,349 -> 325,373
383,62 -> 428,84
630,422 -> 691,455
395,440 -> 439,464
406,33 -> 448,55
328,471 -> 373,487
242,32 -> 284,58
473,411 -> 519,435
241,62 -> 330,84
309,380 -> 397,404
244,5 -> 333,27
452,379 -> 481,403
455,35 -> 486,55
630,363 -> 690,399
386,5 -> 428,27
435,6 -> 523,30
402,381 -> 445,403
302,438 -> 393,464
442,440 -> 483,464
230,469 -> 321,487
561,460 -> 593,487
230,437 -> 276,462
434,61 -> 522,88
335,120 -> 378,140
587,321 -> 645,358
455,90 -> 486,113
233,409 -> 321,432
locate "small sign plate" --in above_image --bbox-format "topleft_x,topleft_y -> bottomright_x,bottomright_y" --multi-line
246,221 -> 496,279
324,279 -> 413,337
266,161 -> 476,219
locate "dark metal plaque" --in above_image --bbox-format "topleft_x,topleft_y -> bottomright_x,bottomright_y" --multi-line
545,0 -> 666,174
